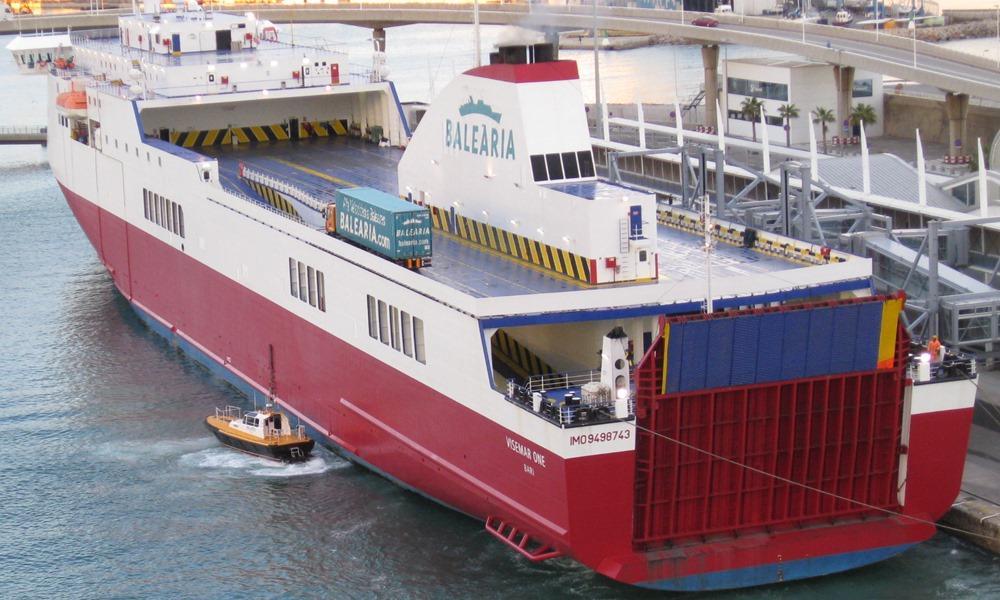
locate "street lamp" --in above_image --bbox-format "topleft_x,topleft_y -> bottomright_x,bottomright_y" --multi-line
801,0 -> 806,44
908,18 -> 916,68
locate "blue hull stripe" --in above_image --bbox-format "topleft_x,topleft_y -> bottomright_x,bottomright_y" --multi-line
639,543 -> 914,592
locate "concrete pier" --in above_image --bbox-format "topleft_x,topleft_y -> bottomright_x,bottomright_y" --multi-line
945,91 -> 970,158
833,65 -> 855,139
702,44 -> 719,132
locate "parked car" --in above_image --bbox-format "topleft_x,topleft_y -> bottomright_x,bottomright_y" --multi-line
692,16 -> 719,27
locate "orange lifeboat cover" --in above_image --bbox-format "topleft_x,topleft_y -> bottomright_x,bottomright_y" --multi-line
56,91 -> 87,110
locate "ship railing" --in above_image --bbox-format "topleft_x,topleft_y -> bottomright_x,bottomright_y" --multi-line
908,345 -> 977,385
263,424 -> 308,441
506,373 -> 636,429
223,185 -> 310,227
215,405 -> 242,421
241,165 -> 330,214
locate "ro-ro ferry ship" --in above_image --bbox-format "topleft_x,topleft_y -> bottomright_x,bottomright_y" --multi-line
47,4 -> 979,591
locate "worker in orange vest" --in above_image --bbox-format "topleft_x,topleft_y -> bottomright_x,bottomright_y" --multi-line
927,335 -> 943,362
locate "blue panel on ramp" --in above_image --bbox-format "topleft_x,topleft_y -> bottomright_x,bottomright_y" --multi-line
730,315 -> 760,386
854,302 -> 883,371
706,318 -> 735,389
830,304 -> 860,373
756,312 -> 786,383
679,321 -> 710,392
805,306 -> 834,377
780,310 -> 809,380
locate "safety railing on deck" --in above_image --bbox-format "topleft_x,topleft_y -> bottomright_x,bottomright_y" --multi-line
506,373 -> 634,428
241,164 -> 331,214
215,405 -> 242,421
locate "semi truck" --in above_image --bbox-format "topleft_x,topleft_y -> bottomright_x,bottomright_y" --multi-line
325,187 -> 432,269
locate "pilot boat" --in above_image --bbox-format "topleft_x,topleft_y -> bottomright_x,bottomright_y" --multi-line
205,403 -> 315,462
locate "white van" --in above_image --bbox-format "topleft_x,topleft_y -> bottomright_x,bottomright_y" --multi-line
714,4 -> 734,14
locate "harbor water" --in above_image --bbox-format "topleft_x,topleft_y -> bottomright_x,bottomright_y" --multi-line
1,23 -> 999,598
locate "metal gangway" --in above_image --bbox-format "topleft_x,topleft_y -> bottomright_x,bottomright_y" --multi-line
0,126 -> 46,146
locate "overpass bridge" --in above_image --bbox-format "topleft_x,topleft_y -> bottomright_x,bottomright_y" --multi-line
0,126 -> 46,145
4,4 -> 996,155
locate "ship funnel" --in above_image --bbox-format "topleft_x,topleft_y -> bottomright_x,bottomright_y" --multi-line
600,327 -> 630,406
490,42 -> 557,66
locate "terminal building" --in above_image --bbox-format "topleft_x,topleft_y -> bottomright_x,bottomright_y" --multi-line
722,57 -> 884,145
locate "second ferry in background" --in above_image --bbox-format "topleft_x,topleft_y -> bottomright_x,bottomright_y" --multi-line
46,2 -> 978,591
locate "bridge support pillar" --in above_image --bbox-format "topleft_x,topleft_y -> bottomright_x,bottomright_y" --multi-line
945,92 -> 970,159
373,27 -> 386,52
702,45 -> 719,133
833,65 -> 855,140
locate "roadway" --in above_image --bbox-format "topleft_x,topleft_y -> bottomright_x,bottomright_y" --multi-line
3,5 -> 999,99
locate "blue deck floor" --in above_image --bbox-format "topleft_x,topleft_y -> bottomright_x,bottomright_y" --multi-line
202,137 -> 796,297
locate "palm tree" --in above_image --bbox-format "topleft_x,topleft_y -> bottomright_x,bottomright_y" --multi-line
777,103 -> 799,147
849,103 -> 878,136
813,107 -> 836,153
740,96 -> 764,142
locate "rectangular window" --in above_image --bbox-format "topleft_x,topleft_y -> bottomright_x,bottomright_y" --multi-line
143,189 -> 149,220
390,306 -> 400,351
178,206 -> 185,238
307,266 -> 316,307
401,311 -> 413,357
297,262 -> 307,301
154,194 -> 161,225
545,153 -> 564,181
853,78 -> 873,98
377,300 -> 389,345
316,271 -> 326,312
170,201 -> 178,234
289,258 -> 298,297
530,154 -> 548,182
413,317 -> 426,364
561,152 -> 580,179
577,151 -> 595,178
367,295 -> 378,338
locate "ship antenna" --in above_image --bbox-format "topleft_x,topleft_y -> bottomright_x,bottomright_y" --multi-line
703,182 -> 714,314
266,343 -> 276,410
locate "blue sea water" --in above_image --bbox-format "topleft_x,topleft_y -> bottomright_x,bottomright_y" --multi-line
0,22 -> 999,599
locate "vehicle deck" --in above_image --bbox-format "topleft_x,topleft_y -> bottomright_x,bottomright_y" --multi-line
202,137 -> 797,298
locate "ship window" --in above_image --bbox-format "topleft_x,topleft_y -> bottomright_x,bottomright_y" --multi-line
413,317 -> 426,364
298,262 -> 307,301
171,201 -> 179,234
561,152 -> 580,179
307,266 -> 317,307
143,189 -> 149,220
401,311 -> 413,357
577,151 -> 595,178
178,206 -> 185,238
530,154 -> 547,182
545,153 -> 564,180
390,306 -> 400,351
377,300 -> 389,345
153,194 -> 160,225
367,295 -> 378,338
289,258 -> 298,297
316,271 -> 325,312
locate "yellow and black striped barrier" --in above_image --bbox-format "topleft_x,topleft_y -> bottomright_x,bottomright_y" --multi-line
232,124 -> 290,144
656,206 -> 847,266
491,329 -> 556,382
247,180 -> 300,217
429,206 -> 592,284
169,128 -> 230,148
168,120 -> 350,148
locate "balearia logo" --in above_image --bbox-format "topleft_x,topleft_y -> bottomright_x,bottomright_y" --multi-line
444,96 -> 515,160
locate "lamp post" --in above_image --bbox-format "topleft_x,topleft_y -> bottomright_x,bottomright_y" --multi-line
909,18 -> 916,68
801,0 -> 806,43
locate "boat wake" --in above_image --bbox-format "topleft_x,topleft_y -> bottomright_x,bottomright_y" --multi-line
179,445 -> 346,477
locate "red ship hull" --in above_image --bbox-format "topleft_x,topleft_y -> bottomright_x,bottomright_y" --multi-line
60,183 -> 975,590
